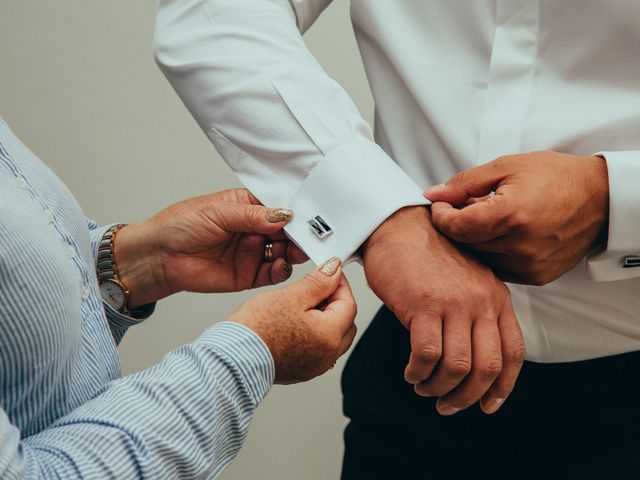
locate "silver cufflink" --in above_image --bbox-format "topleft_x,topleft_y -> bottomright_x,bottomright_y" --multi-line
623,255 -> 640,268
308,215 -> 333,239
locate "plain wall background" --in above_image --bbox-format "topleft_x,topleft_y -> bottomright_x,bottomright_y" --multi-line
0,1 -> 384,478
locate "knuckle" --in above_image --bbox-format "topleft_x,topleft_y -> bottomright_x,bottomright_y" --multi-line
478,358 -> 503,381
244,206 -> 258,227
417,291 -> 440,311
506,210 -> 528,231
430,208 -> 445,228
319,334 -> 341,353
514,243 -> 539,262
304,273 -> 327,294
329,335 -> 343,352
448,171 -> 466,187
415,345 -> 442,365
471,289 -> 494,313
448,220 -> 469,242
499,282 -> 512,300
445,358 -> 472,378
508,341 -> 527,365
530,276 -> 546,286
348,300 -> 358,319
527,269 -> 551,286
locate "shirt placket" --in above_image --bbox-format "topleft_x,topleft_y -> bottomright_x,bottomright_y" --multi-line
0,142 -> 95,311
477,0 -> 540,165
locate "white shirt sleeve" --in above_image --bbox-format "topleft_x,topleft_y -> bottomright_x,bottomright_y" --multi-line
154,0 -> 428,265
586,151 -> 640,281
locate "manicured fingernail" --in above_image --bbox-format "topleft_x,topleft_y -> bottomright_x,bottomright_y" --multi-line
485,397 -> 505,414
319,257 -> 341,276
267,208 -> 293,223
438,405 -> 460,416
281,261 -> 293,274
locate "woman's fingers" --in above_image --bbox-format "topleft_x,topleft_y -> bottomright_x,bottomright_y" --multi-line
308,276 -> 357,369
251,257 -> 293,288
269,257 -> 294,284
287,243 -> 309,264
337,324 -> 358,357
262,240 -> 308,265
315,275 -> 357,334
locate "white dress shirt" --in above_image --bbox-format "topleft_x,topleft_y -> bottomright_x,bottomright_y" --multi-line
154,0 -> 640,363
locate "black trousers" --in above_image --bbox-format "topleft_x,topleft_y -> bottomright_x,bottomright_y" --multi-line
341,306 -> 640,480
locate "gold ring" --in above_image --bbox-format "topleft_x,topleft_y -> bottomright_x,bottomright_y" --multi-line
264,240 -> 274,262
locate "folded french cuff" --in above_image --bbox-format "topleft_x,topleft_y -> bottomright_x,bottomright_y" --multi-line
587,151 -> 640,281
283,137 -> 429,265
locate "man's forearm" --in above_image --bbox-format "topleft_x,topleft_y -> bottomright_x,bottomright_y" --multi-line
155,0 -> 427,265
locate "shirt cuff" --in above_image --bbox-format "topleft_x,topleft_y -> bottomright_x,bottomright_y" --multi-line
587,151 -> 640,281
102,301 -> 156,329
198,322 -> 275,407
283,137 -> 429,265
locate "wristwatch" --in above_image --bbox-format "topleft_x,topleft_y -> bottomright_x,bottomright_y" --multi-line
97,224 -> 132,315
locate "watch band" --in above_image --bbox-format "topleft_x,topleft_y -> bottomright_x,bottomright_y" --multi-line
97,224 -> 131,314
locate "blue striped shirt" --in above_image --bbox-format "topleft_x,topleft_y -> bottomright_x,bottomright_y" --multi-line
0,117 -> 275,479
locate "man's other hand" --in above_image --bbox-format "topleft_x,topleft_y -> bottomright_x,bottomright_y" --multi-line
426,152 -> 609,285
362,206 -> 525,415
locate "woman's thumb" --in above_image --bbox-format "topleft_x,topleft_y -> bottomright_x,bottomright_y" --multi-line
286,257 -> 342,308
216,203 -> 293,234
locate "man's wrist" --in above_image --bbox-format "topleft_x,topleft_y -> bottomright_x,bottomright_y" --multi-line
362,205 -> 436,255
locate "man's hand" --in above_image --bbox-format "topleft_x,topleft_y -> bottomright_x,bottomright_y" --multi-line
230,258 -> 358,384
425,152 -> 609,285
115,188 -> 308,308
362,206 -> 525,415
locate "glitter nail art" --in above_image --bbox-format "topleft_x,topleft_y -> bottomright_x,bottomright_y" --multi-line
320,257 -> 341,276
267,208 -> 293,223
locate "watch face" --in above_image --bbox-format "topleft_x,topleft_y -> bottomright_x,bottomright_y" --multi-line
100,280 -> 126,310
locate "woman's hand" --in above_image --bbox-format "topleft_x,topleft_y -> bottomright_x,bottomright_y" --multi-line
229,258 -> 358,384
115,188 -> 308,308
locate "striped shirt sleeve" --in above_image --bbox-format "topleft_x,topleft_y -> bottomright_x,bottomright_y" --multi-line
0,322 -> 274,479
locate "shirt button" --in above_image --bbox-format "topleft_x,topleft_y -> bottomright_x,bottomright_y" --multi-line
66,244 -> 76,258
44,208 -> 55,223
16,177 -> 28,189
81,286 -> 91,299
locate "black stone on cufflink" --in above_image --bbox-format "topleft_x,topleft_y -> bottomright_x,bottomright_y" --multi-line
308,215 -> 333,239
